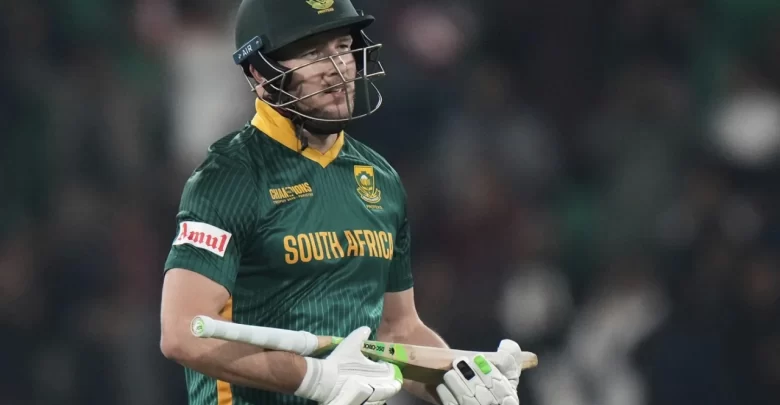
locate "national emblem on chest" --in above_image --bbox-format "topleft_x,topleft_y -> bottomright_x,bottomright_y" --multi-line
253,161 -> 400,272
353,165 -> 383,211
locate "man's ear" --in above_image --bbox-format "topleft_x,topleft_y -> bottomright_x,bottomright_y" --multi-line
248,64 -> 272,100
248,64 -> 264,83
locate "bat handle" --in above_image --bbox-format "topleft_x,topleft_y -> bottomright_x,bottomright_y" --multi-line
191,315 -> 321,356
191,315 -> 216,337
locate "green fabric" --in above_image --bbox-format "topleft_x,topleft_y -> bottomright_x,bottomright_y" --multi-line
164,123 -> 413,405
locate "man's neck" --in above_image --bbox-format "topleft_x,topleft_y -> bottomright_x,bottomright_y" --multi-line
303,130 -> 339,154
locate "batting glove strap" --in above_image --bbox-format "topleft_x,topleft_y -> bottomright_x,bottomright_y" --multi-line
295,357 -> 339,403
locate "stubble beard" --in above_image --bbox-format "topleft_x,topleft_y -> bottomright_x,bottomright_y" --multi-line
294,85 -> 356,121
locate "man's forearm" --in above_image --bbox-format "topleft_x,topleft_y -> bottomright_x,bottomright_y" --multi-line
378,322 -> 448,404
186,341 -> 306,393
164,321 -> 307,394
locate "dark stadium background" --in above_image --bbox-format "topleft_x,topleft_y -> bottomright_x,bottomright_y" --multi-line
2,0 -> 779,404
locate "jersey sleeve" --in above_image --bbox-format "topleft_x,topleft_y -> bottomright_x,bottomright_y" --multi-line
163,151 -> 258,295
386,198 -> 413,293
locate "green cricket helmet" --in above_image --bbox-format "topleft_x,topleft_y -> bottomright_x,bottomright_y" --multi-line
232,0 -> 385,134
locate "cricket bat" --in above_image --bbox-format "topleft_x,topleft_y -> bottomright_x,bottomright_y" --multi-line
191,315 -> 538,384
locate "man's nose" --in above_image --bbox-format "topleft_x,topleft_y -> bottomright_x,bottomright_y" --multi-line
323,54 -> 348,77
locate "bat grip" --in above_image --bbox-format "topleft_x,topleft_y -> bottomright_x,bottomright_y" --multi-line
191,315 -> 320,356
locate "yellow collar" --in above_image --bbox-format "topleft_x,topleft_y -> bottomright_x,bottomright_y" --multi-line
251,99 -> 344,168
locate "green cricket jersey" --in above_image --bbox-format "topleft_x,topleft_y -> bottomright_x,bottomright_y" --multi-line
163,99 -> 414,405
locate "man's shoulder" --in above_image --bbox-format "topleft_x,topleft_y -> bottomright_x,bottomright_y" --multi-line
343,134 -> 399,179
181,124 -> 266,189
193,123 -> 268,172
206,123 -> 260,160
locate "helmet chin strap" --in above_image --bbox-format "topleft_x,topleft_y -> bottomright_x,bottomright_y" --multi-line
282,102 -> 351,153
272,84 -> 356,139
276,102 -> 352,135
301,119 -> 349,136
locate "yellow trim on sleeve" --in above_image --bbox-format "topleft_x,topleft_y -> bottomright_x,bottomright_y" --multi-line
217,297 -> 233,405
250,99 -> 344,168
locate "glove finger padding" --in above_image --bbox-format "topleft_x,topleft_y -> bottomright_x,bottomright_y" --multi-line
437,355 -> 519,405
442,367 -> 481,405
437,383 -> 460,405
496,340 -> 522,390
440,356 -> 496,405
471,355 -> 517,404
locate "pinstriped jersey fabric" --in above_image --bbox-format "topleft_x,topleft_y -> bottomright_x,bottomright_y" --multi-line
164,104 -> 413,405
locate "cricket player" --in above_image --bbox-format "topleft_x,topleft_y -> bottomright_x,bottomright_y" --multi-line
159,1 -> 524,404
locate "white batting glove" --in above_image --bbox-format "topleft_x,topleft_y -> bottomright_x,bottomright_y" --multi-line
493,340 -> 523,391
294,326 -> 403,405
435,340 -> 524,405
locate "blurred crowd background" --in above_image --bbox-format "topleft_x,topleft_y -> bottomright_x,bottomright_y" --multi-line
2,0 -> 780,404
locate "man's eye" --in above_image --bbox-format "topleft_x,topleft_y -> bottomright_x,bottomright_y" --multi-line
302,50 -> 319,59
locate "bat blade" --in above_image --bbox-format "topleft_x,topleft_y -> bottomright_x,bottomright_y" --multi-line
191,316 -> 538,384
357,341 -> 538,384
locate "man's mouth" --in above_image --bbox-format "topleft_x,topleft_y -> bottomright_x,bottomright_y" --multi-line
324,86 -> 346,94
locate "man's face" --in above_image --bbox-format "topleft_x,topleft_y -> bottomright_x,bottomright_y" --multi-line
270,29 -> 357,120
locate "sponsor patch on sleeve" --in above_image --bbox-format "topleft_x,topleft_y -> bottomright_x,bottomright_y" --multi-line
173,221 -> 233,257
